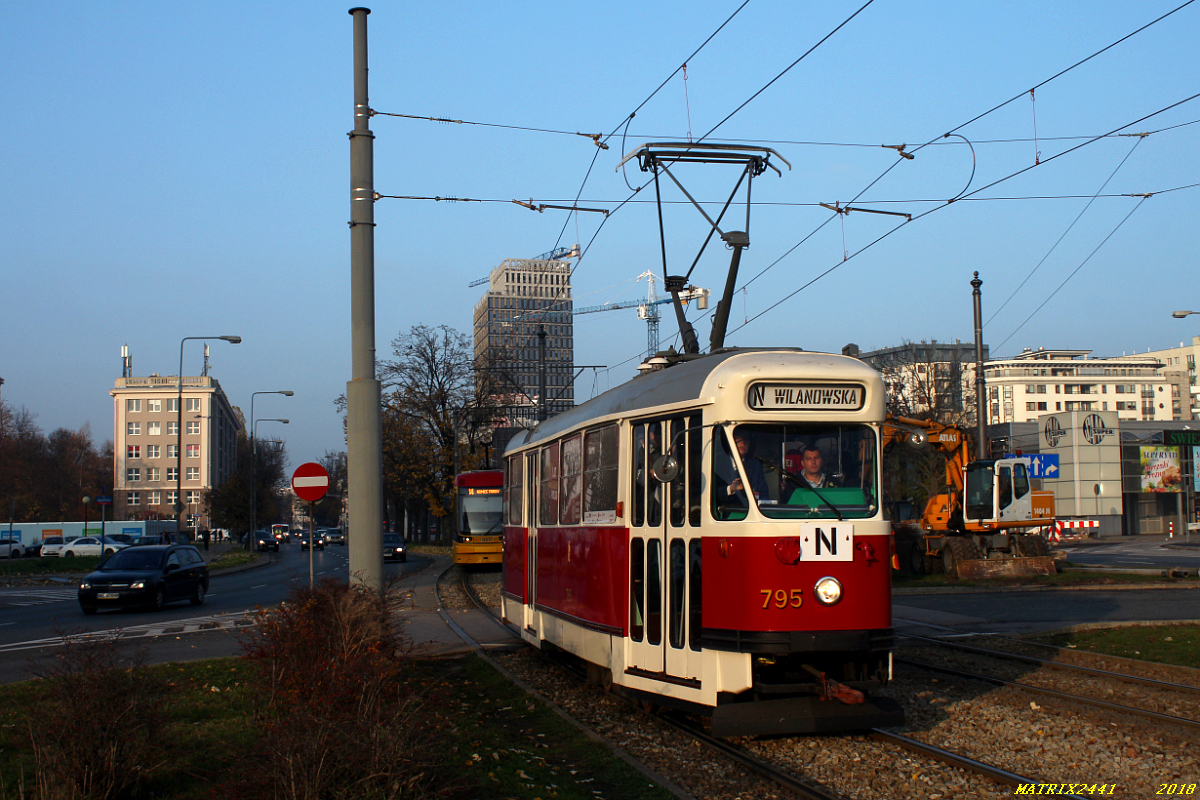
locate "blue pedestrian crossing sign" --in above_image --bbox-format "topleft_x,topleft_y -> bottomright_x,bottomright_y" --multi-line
1027,454 -> 1060,479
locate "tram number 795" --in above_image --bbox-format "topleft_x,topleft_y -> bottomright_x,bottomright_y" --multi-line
760,589 -> 804,609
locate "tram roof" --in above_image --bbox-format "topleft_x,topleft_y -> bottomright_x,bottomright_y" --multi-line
506,348 -> 880,453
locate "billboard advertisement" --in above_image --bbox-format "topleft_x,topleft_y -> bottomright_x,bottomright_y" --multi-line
1139,445 -> 1182,493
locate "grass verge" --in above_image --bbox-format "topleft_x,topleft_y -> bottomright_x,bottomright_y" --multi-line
206,549 -> 260,570
1029,623 -> 1200,669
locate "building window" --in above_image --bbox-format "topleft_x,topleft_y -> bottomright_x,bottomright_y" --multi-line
127,492 -> 140,506
146,445 -> 160,458
186,398 -> 201,412
186,490 -> 201,504
187,421 -> 200,435
147,399 -> 161,412
1036,385 -> 1046,394
166,468 -> 178,482
126,399 -> 141,412
126,468 -> 141,482
168,399 -> 179,412
148,491 -> 161,506
167,444 -> 179,459
1038,402 -> 1047,411
147,468 -> 160,481
167,421 -> 179,436
186,467 -> 199,480
186,444 -> 200,459
1027,402 -> 1037,411
147,421 -> 161,435
127,445 -> 141,459
127,422 -> 141,435
166,491 -> 178,506
1056,402 -> 1062,411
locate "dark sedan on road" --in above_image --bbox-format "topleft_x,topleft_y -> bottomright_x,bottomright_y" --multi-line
383,533 -> 407,563
255,531 -> 279,552
301,531 -> 325,551
78,545 -> 209,614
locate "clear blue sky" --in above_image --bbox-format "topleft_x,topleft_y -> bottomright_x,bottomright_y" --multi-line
2,0 -> 1197,465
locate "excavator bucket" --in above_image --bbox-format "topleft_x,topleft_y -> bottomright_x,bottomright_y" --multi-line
953,557 -> 1055,580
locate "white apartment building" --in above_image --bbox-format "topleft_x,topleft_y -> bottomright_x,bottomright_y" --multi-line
1142,334 -> 1200,417
473,256 -> 575,420
110,374 -> 241,529
983,348 -> 1192,425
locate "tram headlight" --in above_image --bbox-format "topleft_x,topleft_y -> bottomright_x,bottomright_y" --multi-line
813,577 -> 842,605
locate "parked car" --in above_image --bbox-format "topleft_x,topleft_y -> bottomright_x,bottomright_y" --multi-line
254,531 -> 279,552
383,533 -> 407,563
130,534 -> 174,546
24,541 -> 43,558
39,536 -> 70,558
300,530 -> 325,551
324,528 -> 346,546
59,537 -> 129,558
105,533 -> 135,545
78,544 -> 209,614
0,539 -> 26,558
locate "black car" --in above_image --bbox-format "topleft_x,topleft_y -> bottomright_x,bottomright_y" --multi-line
78,545 -> 209,614
383,533 -> 407,563
300,531 -> 325,551
255,531 -> 279,552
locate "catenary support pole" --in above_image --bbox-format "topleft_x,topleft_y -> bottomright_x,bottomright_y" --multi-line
972,272 -> 987,460
347,7 -> 384,590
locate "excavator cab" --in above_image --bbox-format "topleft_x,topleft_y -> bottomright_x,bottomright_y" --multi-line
963,458 -> 1051,525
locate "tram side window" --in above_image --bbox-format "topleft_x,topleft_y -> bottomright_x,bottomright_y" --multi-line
630,538 -> 645,642
506,456 -> 523,526
688,417 -> 701,527
668,419 -> 686,528
668,538 -> 685,649
539,443 -> 560,526
632,425 -> 646,527
646,538 -> 662,646
560,434 -> 582,526
647,422 -> 663,527
583,425 -> 619,524
526,453 -> 537,528
688,539 -> 702,652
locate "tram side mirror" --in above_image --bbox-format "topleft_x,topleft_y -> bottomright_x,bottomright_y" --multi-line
650,454 -> 680,483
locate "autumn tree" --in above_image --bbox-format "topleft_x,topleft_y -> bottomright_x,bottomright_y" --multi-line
311,450 -> 346,528
206,432 -> 288,541
377,325 -> 504,538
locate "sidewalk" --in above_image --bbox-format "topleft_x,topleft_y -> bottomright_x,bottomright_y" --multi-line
393,554 -> 524,657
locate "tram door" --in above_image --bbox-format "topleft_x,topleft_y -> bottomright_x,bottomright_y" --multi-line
629,416 -> 702,679
523,451 -> 538,635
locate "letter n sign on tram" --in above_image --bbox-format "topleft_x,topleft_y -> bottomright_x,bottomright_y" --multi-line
291,463 -> 330,503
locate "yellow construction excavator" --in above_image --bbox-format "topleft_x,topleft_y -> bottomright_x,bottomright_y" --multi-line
884,416 -> 1058,579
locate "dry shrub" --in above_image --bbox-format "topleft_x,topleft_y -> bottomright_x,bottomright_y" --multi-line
26,635 -> 167,800
231,578 -> 453,800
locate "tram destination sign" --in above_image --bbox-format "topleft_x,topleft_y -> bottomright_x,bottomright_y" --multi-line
748,383 -> 864,411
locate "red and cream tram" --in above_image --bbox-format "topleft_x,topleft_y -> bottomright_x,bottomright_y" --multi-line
501,349 -> 903,735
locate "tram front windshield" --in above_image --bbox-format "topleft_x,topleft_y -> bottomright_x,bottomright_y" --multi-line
458,487 -> 503,537
712,423 -> 877,520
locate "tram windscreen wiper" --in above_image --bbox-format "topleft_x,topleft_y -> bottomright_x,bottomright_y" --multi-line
768,457 -> 845,521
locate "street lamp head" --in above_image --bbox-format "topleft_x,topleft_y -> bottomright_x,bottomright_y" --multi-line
279,419 -> 290,424
220,335 -> 242,344
83,495 -> 92,505
281,391 -> 294,396
1172,310 -> 1196,319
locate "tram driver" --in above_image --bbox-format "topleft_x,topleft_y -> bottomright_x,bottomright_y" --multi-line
794,444 -> 838,489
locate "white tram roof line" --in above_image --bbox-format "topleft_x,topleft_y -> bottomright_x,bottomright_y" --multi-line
507,348 -> 882,452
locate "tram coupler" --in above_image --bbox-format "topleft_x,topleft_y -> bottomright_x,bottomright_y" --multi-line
803,665 -> 865,704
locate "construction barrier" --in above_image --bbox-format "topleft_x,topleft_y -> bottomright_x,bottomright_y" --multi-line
1047,519 -> 1099,543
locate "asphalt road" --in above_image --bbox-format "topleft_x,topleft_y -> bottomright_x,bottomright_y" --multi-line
1056,534 -> 1200,570
0,543 -> 427,684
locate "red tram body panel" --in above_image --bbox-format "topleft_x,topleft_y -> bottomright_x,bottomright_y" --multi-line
500,349 -> 903,736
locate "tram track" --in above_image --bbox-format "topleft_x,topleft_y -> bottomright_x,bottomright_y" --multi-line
897,635 -> 1200,733
448,566 -> 1084,799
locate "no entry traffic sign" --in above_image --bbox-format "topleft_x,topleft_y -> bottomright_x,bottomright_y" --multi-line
292,462 -> 330,502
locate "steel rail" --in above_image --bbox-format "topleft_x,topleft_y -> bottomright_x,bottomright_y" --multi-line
898,657 -> 1200,731
902,633 -> 1200,696
868,730 -> 1089,799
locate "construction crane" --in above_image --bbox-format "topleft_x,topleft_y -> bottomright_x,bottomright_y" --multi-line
468,244 -> 580,288
574,271 -> 709,359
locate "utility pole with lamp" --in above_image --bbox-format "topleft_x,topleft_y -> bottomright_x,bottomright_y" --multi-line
177,335 -> 240,539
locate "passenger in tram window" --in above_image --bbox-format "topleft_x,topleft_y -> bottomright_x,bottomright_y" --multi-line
716,429 -> 769,506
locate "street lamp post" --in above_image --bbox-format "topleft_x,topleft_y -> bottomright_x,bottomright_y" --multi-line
248,391 -> 294,549
251,418 -> 288,550
177,335 -> 241,539
81,495 -> 91,557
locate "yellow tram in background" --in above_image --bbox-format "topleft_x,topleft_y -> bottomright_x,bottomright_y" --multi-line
453,470 -> 504,566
